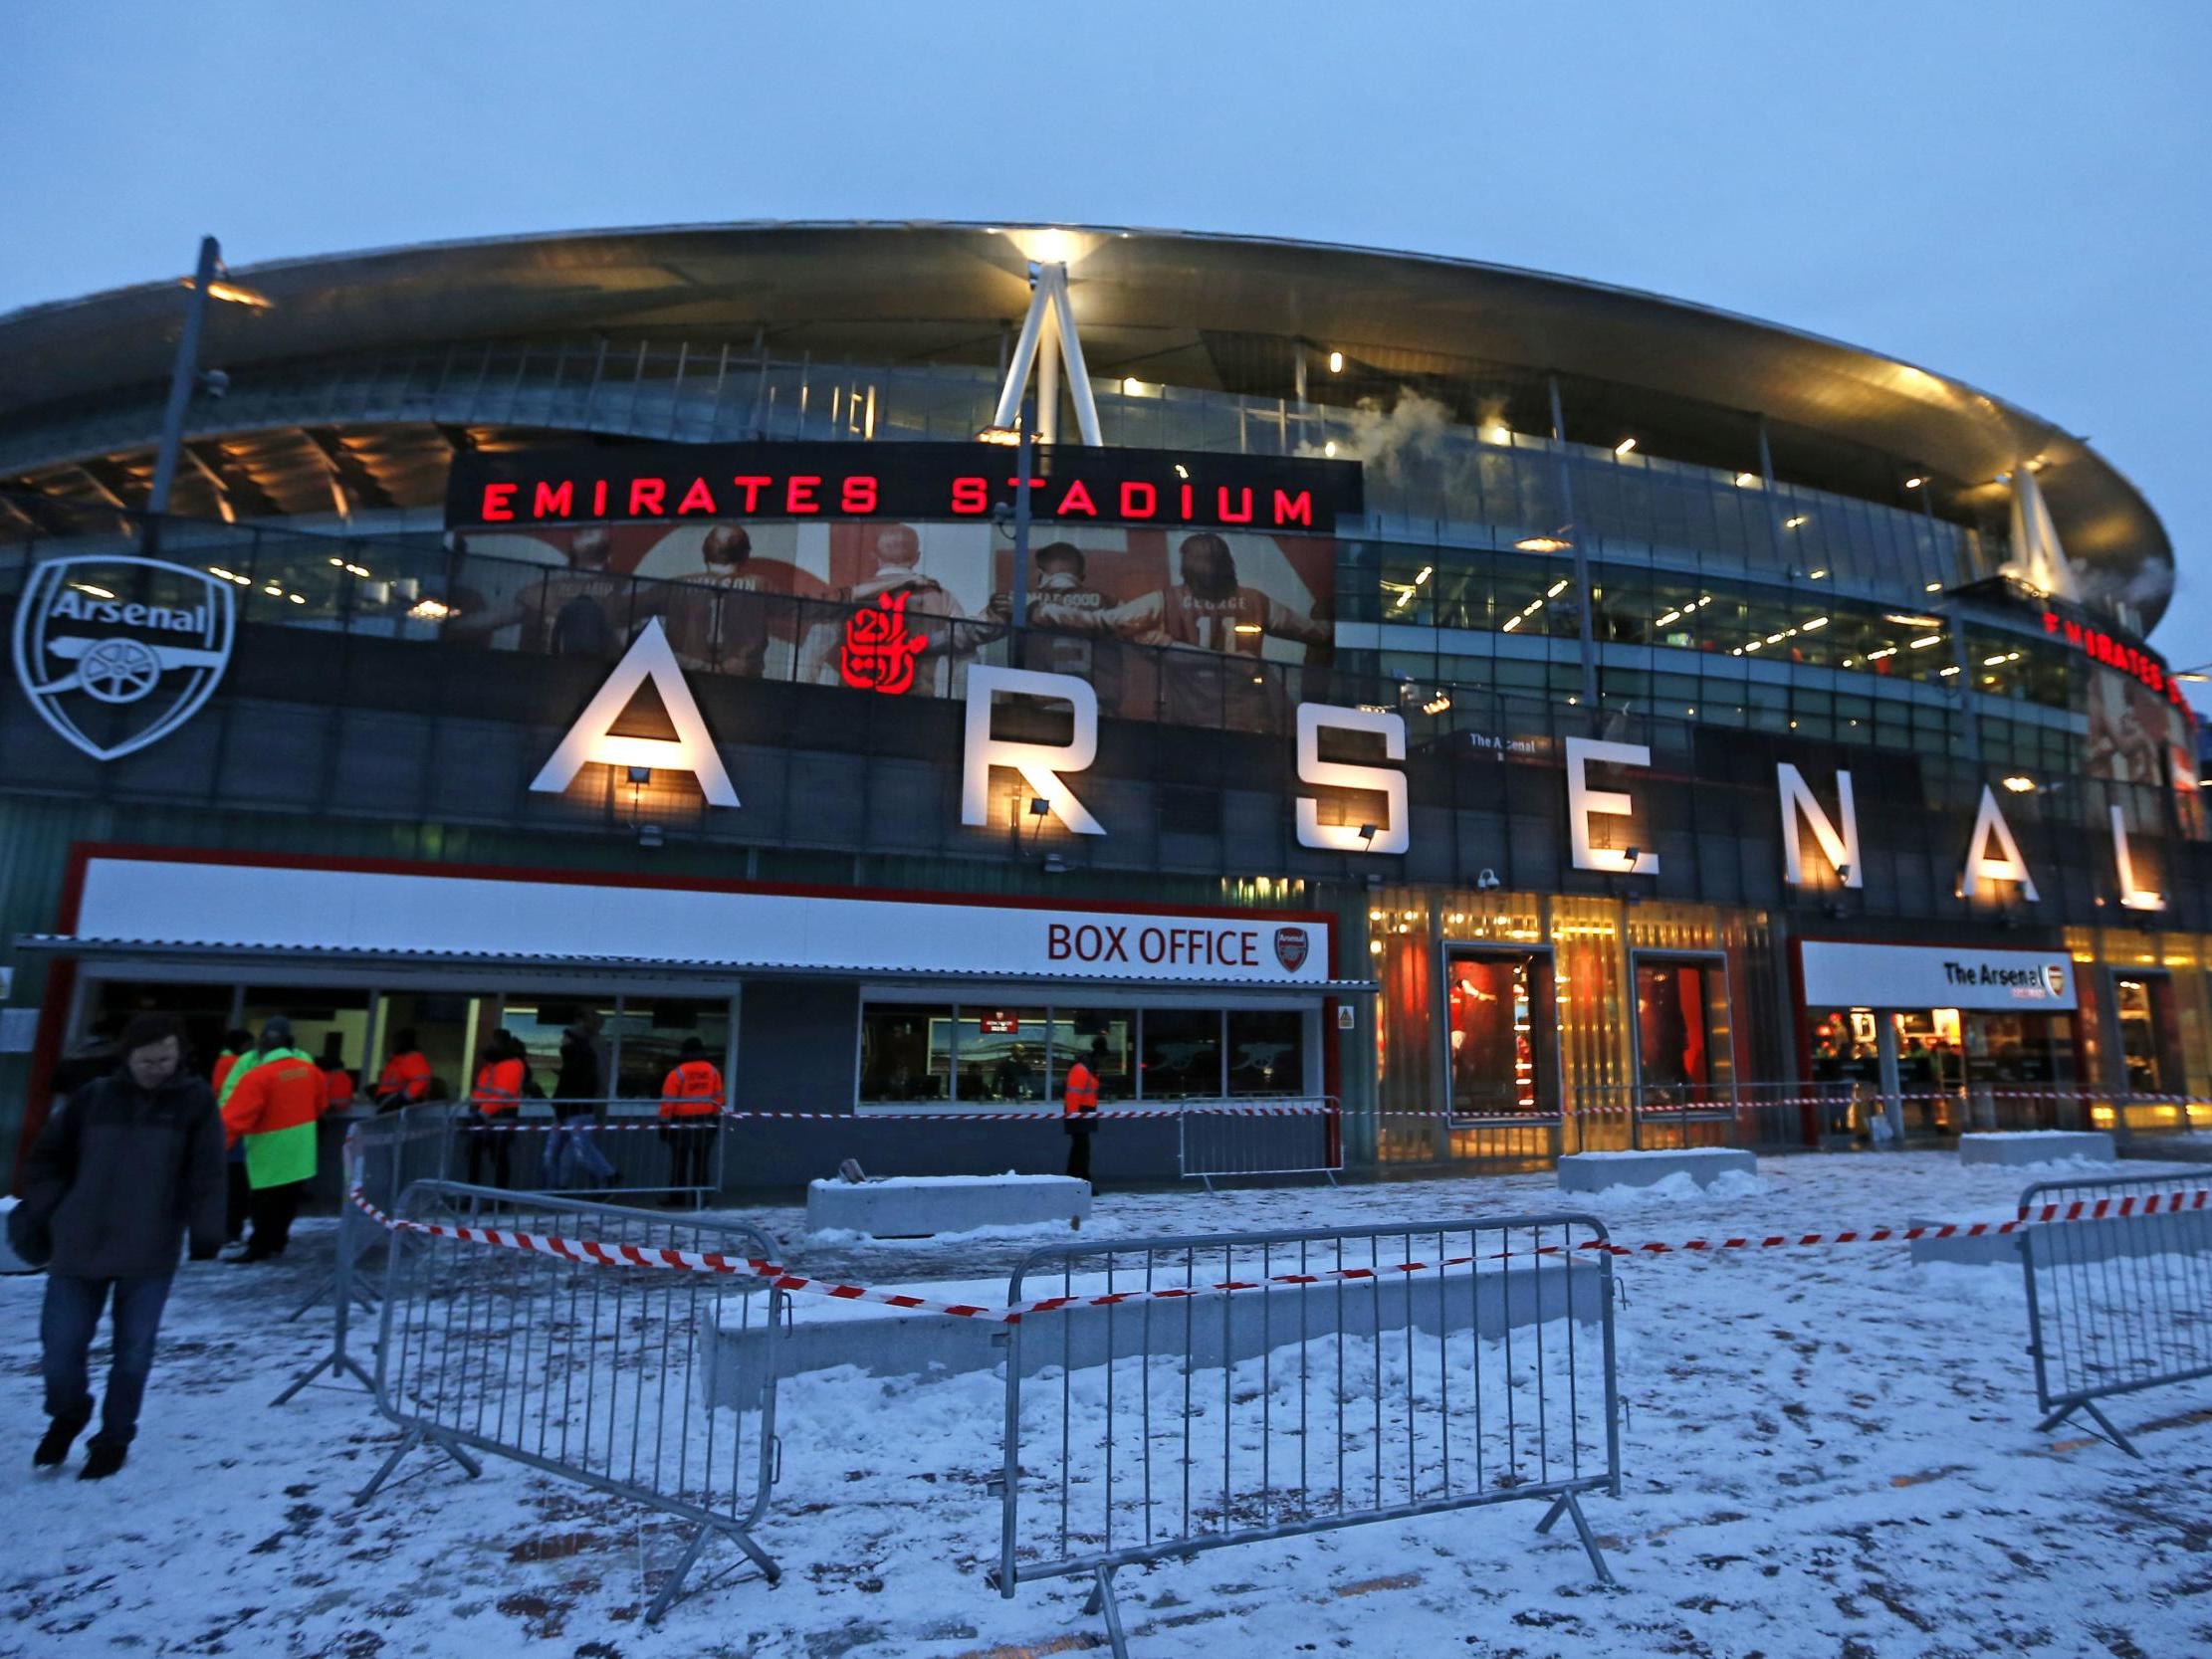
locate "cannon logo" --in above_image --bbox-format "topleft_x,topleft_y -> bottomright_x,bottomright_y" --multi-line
13,555 -> 235,760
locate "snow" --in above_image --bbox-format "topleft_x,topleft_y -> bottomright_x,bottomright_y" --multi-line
1560,1147 -> 1753,1160
807,1172 -> 1082,1189
5,1149 -> 2212,1658
1574,1168 -> 1770,1204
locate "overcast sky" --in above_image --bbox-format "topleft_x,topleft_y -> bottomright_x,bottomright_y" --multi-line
7,2 -> 2206,693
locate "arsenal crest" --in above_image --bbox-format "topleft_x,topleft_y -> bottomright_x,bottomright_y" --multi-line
13,554 -> 235,761
2042,962 -> 2067,999
1273,926 -> 1310,972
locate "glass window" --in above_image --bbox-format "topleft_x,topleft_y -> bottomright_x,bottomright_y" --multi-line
1446,952 -> 1550,1115
1140,1008 -> 1222,1100
1226,1009 -> 1307,1097
500,996 -> 619,1104
1635,959 -> 1722,1104
611,997 -> 733,1101
858,1003 -> 952,1103
956,1005 -> 1050,1103
1052,1010 -> 1136,1102
2113,974 -> 2183,1094
240,985 -> 372,1078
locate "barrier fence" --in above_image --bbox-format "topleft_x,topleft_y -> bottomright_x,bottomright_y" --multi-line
354,1179 -> 786,1624
2015,1170 -> 2212,1456
1177,1097 -> 1340,1189
991,1215 -> 1621,1657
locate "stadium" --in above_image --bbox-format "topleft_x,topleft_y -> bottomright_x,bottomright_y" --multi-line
0,220 -> 2200,1185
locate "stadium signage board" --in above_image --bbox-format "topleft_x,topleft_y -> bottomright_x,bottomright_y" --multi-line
447,441 -> 1364,533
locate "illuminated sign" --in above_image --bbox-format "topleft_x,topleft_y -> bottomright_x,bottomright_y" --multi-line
1801,941 -> 2078,1011
838,592 -> 928,695
2041,609 -> 2185,707
530,619 -> 739,806
448,441 -> 1363,533
977,1010 -> 1020,1034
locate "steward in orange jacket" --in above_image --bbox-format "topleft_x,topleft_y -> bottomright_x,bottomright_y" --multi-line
374,1027 -> 433,1113
1062,1042 -> 1104,1188
465,1036 -> 529,1190
218,1017 -> 324,1262
658,1038 -> 722,1199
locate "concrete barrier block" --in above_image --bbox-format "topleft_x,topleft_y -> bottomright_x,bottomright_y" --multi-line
1958,1132 -> 2115,1166
1911,1205 -> 2212,1268
804,1173 -> 1090,1238
1557,1147 -> 1757,1192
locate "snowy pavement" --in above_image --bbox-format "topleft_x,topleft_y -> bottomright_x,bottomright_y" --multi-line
5,1149 -> 2212,1658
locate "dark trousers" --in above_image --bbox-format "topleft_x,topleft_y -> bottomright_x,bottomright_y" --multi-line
244,1180 -> 306,1258
664,1121 -> 714,1191
41,1272 -> 174,1447
1065,1121 -> 1094,1183
464,1119 -> 515,1189
225,1160 -> 251,1244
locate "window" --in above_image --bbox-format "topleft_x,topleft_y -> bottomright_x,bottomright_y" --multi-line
956,1006 -> 1049,1103
1140,1009 -> 1223,1100
859,1003 -> 954,1103
1635,958 -> 1724,1105
1227,1009 -> 1306,1096
1446,952 -> 1552,1116
1051,1010 -> 1135,1101
612,998 -> 733,1101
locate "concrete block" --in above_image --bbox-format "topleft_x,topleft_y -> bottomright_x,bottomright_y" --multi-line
1958,1132 -> 2115,1167
705,1256 -> 1606,1403
1557,1147 -> 1757,1192
805,1173 -> 1090,1238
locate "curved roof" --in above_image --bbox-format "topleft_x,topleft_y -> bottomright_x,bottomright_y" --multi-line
0,220 -> 2172,625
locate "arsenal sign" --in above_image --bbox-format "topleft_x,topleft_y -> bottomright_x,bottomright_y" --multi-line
13,554 -> 235,761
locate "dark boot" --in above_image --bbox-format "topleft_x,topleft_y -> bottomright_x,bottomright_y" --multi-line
34,1411 -> 90,1470
78,1437 -> 127,1480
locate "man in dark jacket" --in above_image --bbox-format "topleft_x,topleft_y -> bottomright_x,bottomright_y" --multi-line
546,1010 -> 615,1189
11,1012 -> 225,1479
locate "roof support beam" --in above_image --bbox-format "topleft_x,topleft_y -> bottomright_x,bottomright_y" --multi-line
299,425 -> 395,515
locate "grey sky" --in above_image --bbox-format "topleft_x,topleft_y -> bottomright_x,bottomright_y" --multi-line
6,2 -> 2206,695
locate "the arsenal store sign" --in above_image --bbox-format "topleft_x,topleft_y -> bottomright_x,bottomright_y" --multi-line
448,441 -> 1365,532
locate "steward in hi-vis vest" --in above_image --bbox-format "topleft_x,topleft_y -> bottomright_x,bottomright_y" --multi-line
217,1016 -> 323,1263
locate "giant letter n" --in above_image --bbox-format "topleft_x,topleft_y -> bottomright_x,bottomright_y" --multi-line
1777,763 -> 1862,888
530,618 -> 740,806
961,666 -> 1103,835
1294,704 -> 1408,855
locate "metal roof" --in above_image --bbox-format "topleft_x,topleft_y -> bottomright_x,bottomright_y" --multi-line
13,933 -> 1376,994
0,220 -> 2170,624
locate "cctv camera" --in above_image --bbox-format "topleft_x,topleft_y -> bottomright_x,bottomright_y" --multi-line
1476,868 -> 1501,891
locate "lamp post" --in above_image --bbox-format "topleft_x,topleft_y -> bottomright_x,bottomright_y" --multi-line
145,237 -> 222,534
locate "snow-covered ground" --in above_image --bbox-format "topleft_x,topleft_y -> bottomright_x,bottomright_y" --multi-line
6,1149 -> 2212,1658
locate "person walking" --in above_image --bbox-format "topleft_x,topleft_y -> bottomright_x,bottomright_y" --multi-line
657,1037 -> 723,1203
1062,1040 -> 1102,1189
10,1013 -> 224,1479
547,1010 -> 617,1190
371,1028 -> 432,1114
218,1018 -> 324,1263
466,1032 -> 527,1188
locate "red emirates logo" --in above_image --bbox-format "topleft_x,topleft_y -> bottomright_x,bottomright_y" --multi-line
838,592 -> 928,695
1273,927 -> 1310,971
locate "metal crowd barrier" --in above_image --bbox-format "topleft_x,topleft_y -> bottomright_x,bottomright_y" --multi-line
1176,1097 -> 1341,1190
992,1213 -> 1621,1655
354,1180 -> 785,1623
275,1106 -> 454,1404
2015,1169 -> 2212,1456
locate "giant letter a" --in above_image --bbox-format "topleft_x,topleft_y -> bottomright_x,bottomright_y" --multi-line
530,618 -> 740,806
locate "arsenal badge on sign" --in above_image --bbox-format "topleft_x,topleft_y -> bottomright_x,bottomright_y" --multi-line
12,555 -> 236,761
1273,926 -> 1310,972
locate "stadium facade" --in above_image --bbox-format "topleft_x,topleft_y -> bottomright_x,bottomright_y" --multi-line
0,221 -> 2201,1183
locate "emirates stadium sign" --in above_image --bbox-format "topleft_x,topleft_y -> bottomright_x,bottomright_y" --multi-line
447,440 -> 1364,532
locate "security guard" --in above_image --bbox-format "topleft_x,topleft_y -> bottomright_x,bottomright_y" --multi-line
1062,1040 -> 1102,1188
658,1037 -> 724,1202
218,1018 -> 325,1262
466,1034 -> 527,1189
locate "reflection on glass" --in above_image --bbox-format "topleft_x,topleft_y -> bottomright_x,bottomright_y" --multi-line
1635,961 -> 1716,1105
956,1006 -> 1049,1103
859,1004 -> 953,1103
1446,954 -> 1544,1115
610,998 -> 733,1101
1051,1011 -> 1135,1101
2114,974 -> 2181,1094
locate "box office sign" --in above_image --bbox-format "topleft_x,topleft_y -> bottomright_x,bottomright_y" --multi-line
71,856 -> 1334,987
1800,940 -> 2079,1012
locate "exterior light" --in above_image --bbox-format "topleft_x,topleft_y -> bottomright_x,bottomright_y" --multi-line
1327,350 -> 1344,373
2003,775 -> 2036,793
976,424 -> 1020,445
1232,622 -> 1263,635
407,597 -> 455,622
1423,694 -> 1452,716
1119,376 -> 1144,395
1785,516 -> 1810,529
192,277 -> 273,309
1028,797 -> 1051,817
1925,581 -> 1943,592
1905,476 -> 1926,490
1802,616 -> 1828,630
1323,441 -> 1337,458
1514,535 -> 1571,553
1481,423 -> 1511,445
1545,579 -> 1569,598
626,765 -> 652,784
288,593 -> 306,605
1884,613 -> 1943,627
1734,472 -> 1759,489
1908,634 -> 1942,650
1614,437 -> 1637,456
2178,670 -> 2210,684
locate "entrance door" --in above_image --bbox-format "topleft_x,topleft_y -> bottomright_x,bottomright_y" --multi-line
2111,972 -> 2184,1096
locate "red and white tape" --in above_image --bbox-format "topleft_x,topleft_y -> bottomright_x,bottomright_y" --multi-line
347,1181 -> 2212,1325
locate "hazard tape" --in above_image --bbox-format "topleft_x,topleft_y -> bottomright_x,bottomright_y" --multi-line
347,1180 -> 2212,1325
